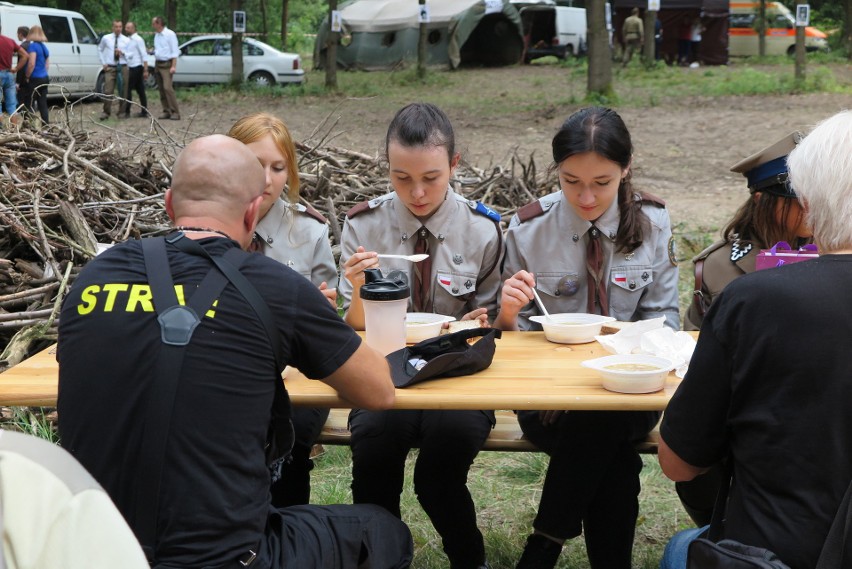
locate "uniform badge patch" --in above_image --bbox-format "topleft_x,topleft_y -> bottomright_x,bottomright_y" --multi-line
730,240 -> 753,262
667,237 -> 678,266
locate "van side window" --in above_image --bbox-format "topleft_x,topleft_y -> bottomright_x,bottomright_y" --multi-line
41,15 -> 73,43
729,13 -> 755,29
73,17 -> 98,45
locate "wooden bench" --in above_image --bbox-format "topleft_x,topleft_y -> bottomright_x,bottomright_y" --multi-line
318,409 -> 661,454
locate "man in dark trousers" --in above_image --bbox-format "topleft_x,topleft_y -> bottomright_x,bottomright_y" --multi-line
57,134 -> 413,569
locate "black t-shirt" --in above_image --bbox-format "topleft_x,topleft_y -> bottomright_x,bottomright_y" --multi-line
58,237 -> 360,567
662,255 -> 852,569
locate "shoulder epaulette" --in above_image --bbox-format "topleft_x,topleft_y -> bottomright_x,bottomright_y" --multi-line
301,203 -> 329,224
346,201 -> 371,219
347,194 -> 393,219
517,200 -> 545,223
692,239 -> 727,263
640,191 -> 667,208
464,199 -> 501,223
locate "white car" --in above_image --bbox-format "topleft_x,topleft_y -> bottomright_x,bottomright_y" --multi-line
172,35 -> 304,86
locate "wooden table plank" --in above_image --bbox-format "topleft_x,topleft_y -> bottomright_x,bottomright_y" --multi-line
0,332 -> 694,410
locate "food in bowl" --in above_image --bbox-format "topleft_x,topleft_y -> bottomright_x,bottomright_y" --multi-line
529,313 -> 617,344
581,354 -> 676,393
405,312 -> 455,343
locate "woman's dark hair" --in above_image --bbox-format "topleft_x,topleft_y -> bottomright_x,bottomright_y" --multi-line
384,102 -> 455,163
552,106 -> 647,253
723,191 -> 808,248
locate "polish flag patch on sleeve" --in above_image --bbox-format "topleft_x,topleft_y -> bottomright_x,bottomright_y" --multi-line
613,273 -> 627,283
439,276 -> 452,286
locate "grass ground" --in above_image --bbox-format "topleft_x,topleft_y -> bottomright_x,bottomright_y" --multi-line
310,445 -> 690,568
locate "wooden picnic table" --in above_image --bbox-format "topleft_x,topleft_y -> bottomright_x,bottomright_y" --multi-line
0,331 -> 694,410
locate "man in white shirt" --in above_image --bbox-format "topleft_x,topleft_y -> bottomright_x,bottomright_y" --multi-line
151,15 -> 180,120
98,19 -> 130,120
123,21 -> 149,118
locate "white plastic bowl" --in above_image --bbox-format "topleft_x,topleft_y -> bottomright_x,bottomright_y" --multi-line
529,313 -> 616,344
581,354 -> 676,393
405,313 -> 455,343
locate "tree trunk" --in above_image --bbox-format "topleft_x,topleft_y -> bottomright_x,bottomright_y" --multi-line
231,0 -> 244,85
166,0 -> 177,31
758,0 -> 766,57
587,0 -> 613,99
281,0 -> 290,48
418,0 -> 428,79
260,0 -> 268,44
795,0 -> 806,83
846,0 -> 852,60
643,10 -> 656,67
325,0 -> 338,90
62,0 -> 83,12
121,0 -> 131,28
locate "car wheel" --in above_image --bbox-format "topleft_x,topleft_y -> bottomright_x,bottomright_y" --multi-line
786,45 -> 796,56
248,71 -> 275,87
95,72 -> 105,99
145,72 -> 157,90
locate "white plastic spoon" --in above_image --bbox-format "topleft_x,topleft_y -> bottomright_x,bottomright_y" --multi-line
377,253 -> 430,263
530,287 -> 553,322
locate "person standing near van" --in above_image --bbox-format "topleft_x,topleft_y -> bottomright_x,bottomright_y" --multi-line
24,25 -> 49,126
98,20 -> 129,120
123,21 -> 149,118
0,24 -> 29,127
14,26 -> 30,122
151,16 -> 180,121
621,8 -> 644,67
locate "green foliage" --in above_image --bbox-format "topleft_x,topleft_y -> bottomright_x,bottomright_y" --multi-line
1,408 -> 59,444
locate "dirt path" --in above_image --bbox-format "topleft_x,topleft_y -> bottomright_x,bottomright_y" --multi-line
85,64 -> 851,233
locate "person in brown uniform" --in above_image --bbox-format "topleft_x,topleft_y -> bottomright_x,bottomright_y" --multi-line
683,131 -> 813,332
677,131 -> 814,527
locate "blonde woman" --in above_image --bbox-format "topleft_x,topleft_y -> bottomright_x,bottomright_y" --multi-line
228,112 -> 337,508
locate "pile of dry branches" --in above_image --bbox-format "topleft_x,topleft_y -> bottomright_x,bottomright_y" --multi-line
0,122 -> 556,371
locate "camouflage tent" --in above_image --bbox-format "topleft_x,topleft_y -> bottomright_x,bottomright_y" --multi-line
314,0 -> 525,70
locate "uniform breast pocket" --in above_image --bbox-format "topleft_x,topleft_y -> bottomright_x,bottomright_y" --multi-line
609,266 -> 654,314
434,270 -> 478,313
535,272 -> 584,313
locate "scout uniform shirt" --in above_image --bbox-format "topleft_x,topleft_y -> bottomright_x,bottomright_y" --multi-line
339,187 -> 503,321
253,198 -> 338,287
683,237 -> 759,331
503,190 -> 680,330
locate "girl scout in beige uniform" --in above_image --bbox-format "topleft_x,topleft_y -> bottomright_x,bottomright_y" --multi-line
496,107 -> 678,569
228,113 -> 337,509
339,103 -> 501,569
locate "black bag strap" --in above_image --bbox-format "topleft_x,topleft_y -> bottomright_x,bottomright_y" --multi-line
707,457 -> 732,542
135,234 -> 283,565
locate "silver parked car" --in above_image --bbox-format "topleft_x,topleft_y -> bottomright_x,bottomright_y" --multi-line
173,35 -> 304,86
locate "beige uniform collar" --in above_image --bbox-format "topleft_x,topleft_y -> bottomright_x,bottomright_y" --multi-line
392,186 -> 457,243
558,191 -> 620,243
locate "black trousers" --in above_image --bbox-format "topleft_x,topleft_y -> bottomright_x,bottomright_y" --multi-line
349,409 -> 494,569
270,406 -> 330,507
28,76 -> 49,124
518,410 -> 659,569
126,65 -> 148,115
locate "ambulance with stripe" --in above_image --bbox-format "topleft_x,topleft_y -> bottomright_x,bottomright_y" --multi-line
729,2 -> 829,57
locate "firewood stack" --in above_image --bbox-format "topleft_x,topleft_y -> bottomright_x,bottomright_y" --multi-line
1,126 -> 556,371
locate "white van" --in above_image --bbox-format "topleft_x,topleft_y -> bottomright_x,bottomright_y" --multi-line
518,5 -> 587,62
729,1 -> 829,57
0,2 -> 101,96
